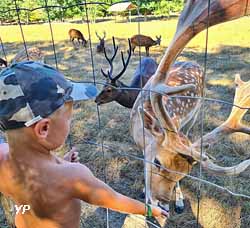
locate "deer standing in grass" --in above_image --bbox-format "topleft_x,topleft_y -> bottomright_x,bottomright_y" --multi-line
68,29 -> 88,47
96,31 -> 106,53
130,0 -> 250,223
131,34 -> 161,56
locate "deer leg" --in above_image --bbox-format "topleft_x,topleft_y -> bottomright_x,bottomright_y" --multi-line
146,47 -> 149,56
71,38 -> 76,46
174,182 -> 185,214
132,46 -> 136,54
71,38 -> 77,49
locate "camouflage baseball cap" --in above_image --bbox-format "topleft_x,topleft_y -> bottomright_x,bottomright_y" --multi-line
0,61 -> 98,131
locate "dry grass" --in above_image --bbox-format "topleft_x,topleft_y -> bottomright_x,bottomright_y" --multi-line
1,16 -> 250,228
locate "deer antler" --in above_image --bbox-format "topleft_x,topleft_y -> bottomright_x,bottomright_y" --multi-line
173,73 -> 250,175
149,0 -> 250,146
148,0 -> 250,175
192,74 -> 250,149
103,31 -> 106,39
101,37 -> 132,82
95,31 -> 101,40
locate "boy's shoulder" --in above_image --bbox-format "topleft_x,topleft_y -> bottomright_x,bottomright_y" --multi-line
57,161 -> 94,187
61,162 -> 91,178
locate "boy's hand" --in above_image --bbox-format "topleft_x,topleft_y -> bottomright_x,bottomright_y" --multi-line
64,147 -> 80,163
150,204 -> 169,218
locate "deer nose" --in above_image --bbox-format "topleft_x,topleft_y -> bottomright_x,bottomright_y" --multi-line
94,97 -> 101,105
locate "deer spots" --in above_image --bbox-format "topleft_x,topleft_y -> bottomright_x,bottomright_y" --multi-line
159,61 -> 204,124
176,99 -> 181,104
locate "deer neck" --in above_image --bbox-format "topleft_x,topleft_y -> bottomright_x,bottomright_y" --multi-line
115,80 -> 139,108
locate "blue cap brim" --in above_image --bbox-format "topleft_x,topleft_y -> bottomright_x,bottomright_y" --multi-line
70,82 -> 98,101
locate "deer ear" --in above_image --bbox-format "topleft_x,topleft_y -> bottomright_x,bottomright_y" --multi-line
138,107 -> 164,138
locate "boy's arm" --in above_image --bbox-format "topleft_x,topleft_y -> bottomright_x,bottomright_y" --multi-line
70,163 -> 167,217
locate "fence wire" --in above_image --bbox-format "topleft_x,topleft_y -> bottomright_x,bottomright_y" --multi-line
0,1 -> 250,228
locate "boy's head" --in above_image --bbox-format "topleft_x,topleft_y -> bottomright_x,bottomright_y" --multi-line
0,61 -> 97,149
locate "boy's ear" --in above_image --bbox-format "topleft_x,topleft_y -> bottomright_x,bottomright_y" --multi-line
138,107 -> 164,138
33,118 -> 51,139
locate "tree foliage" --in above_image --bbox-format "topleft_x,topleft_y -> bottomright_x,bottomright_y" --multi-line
0,0 -> 184,23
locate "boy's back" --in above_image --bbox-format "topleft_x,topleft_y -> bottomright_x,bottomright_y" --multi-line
0,144 -> 83,228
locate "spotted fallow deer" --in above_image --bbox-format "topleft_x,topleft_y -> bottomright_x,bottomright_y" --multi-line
10,47 -> 45,64
130,0 -> 250,221
131,34 -> 161,56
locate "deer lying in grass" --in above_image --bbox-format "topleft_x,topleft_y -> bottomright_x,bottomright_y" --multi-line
11,47 -> 45,64
68,28 -> 88,47
131,34 -> 161,56
0,47 -> 44,69
96,31 -> 106,53
95,38 -> 157,108
130,0 -> 250,223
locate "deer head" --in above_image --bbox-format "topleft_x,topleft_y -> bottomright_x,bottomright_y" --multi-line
130,0 -> 250,215
155,35 -> 162,45
95,37 -> 132,105
96,31 -> 106,53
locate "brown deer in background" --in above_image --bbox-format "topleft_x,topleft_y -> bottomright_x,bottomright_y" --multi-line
68,28 -> 88,47
130,0 -> 250,223
96,31 -> 106,53
95,46 -> 157,108
130,34 -> 161,56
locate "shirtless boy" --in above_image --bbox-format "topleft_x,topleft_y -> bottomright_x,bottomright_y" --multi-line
0,61 -> 167,228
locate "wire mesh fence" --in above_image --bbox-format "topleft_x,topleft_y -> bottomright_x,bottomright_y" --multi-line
0,0 -> 250,228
